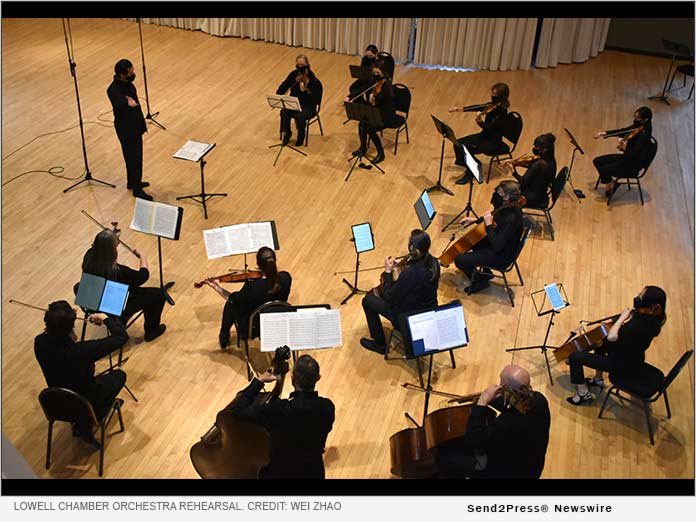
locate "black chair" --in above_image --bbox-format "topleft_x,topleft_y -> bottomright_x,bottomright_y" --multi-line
594,137 -> 658,206
522,166 -> 569,241
667,60 -> 694,100
598,350 -> 693,445
304,79 -> 324,146
485,111 -> 523,183
38,387 -> 125,476
378,51 -> 395,81
381,83 -> 411,154
468,224 -> 532,307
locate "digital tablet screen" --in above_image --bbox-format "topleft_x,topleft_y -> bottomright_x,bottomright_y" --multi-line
351,222 -> 375,253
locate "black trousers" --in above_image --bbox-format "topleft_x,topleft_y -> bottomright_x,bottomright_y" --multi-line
123,287 -> 166,333
220,294 -> 250,338
79,369 -> 127,435
358,122 -> 385,154
568,347 -> 615,385
592,153 -> 623,184
362,293 -> 397,347
116,130 -> 143,189
454,133 -> 502,164
454,246 -> 511,280
280,107 -> 316,143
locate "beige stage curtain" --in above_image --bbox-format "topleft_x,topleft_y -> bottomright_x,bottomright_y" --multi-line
534,18 -> 610,68
413,18 -> 538,71
127,18 -> 412,62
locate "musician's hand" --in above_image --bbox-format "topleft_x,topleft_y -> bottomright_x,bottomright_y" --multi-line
203,279 -> 220,290
89,313 -> 108,326
384,256 -> 396,273
477,384 -> 502,406
594,131 -> 605,139
344,96 -> 350,103
125,96 -> 138,107
619,307 -> 632,322
502,161 -> 514,173
448,106 -> 459,113
258,370 -> 277,384
460,216 -> 476,226
483,211 -> 494,227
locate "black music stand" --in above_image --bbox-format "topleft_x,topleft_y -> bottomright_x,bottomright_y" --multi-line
427,115 -> 456,196
340,224 -> 373,305
441,145 -> 482,232
136,18 -> 165,130
344,102 -> 385,182
175,143 -> 226,220
563,127 -> 585,201
267,94 -> 307,166
649,39 -> 692,105
342,65 -> 374,124
506,284 -> 571,385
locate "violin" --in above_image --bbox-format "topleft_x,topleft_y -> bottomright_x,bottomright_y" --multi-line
370,78 -> 386,106
295,68 -> 312,94
617,125 -> 644,152
370,254 -> 412,297
81,210 -> 137,256
439,196 -> 527,268
476,99 -> 502,125
448,101 -> 491,113
194,270 -> 264,288
189,345 -> 292,479
595,123 -> 645,151
507,152 -> 540,169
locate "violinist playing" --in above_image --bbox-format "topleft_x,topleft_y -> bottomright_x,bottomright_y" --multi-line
566,286 -> 666,406
449,83 -> 510,184
351,60 -> 397,165
360,230 -> 440,355
230,354 -> 335,479
345,44 -> 380,104
435,364 -> 550,479
454,180 -> 524,295
593,106 -> 653,200
276,54 -> 322,147
204,247 -> 292,349
502,133 -> 557,208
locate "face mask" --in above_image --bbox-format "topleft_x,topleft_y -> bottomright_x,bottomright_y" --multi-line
374,73 -> 382,80
126,73 -> 136,82
491,95 -> 500,104
633,296 -> 644,309
491,192 -> 504,208
296,65 -> 307,72
633,118 -> 643,126
532,147 -> 541,156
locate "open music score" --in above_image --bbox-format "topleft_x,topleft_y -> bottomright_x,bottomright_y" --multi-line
407,301 -> 469,358
75,272 -> 129,316
172,140 -> 215,162
260,308 -> 342,352
203,221 -> 279,259
130,198 -> 183,240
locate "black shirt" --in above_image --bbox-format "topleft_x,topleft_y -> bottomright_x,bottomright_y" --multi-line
232,378 -> 335,478
621,129 -> 652,175
515,158 -> 557,208
481,206 -> 524,262
603,312 -> 662,373
231,272 -> 292,336
107,76 -> 147,137
82,249 -> 150,288
347,55 -> 378,98
276,70 -> 322,111
383,259 -> 439,317
478,106 -> 508,143
34,317 -> 128,403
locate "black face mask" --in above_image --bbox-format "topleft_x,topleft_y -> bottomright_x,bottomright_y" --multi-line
126,73 -> 136,82
491,192 -> 504,208
532,147 -> 542,156
633,118 -> 644,126
633,296 -> 644,309
491,95 -> 501,104
296,65 -> 308,73
374,73 -> 382,80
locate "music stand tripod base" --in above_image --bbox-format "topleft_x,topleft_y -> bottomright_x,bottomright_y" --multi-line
340,278 -> 368,305
268,141 -> 307,167
64,171 -> 116,193
176,158 -> 226,220
345,152 -> 385,182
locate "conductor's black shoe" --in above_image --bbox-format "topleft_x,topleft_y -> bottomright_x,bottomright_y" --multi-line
127,181 -> 150,189
455,173 -> 474,185
360,338 -> 386,354
282,132 -> 291,145
219,331 -> 230,349
133,189 -> 153,201
144,324 -> 166,342
352,148 -> 366,157
373,152 -> 386,164
465,280 -> 490,295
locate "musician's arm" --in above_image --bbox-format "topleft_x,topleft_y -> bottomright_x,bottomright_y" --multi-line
485,214 -> 517,254
276,72 -> 294,95
229,378 -> 274,428
622,133 -> 648,162
606,308 -> 632,342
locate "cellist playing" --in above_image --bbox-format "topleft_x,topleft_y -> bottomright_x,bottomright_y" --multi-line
454,180 -> 524,295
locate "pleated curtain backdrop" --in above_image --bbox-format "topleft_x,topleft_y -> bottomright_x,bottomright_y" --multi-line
413,18 -> 539,71
534,18 -> 610,68
126,18 -> 412,62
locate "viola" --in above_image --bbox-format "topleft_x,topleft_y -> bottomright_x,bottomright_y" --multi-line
81,210 -> 137,256
189,346 -> 292,479
370,254 -> 412,297
194,270 -> 264,288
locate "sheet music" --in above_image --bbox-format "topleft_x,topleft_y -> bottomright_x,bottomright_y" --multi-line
131,198 -> 154,234
260,309 -> 342,352
435,305 -> 468,349
288,313 -> 316,349
152,204 -> 179,239
203,222 -> 277,259
260,314 -> 289,352
203,228 -> 231,259
227,224 -> 254,254
172,140 -> 213,162
408,311 -> 440,353
248,222 -> 276,251
99,280 -> 129,316
314,310 -> 342,348
266,94 -> 284,109
75,273 -> 106,312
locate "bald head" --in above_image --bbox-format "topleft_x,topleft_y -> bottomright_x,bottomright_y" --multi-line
500,364 -> 531,392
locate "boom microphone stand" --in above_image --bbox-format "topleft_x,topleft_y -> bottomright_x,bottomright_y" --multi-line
62,19 -> 115,193
137,18 -> 166,130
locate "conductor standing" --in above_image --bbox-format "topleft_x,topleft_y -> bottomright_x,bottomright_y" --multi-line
107,58 -> 152,200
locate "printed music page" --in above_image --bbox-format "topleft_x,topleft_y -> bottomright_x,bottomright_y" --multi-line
226,224 -> 254,255
203,228 -> 231,259
260,314 -> 290,352
288,313 -> 316,349
172,140 -> 213,162
407,311 -> 440,352
152,203 -> 179,239
435,305 -> 468,349
266,94 -> 284,109
130,197 -> 155,234
314,309 -> 342,349
248,222 -> 276,251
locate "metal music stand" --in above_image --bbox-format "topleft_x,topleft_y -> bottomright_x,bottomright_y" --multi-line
427,115 -> 456,196
136,18 -> 165,130
340,223 -> 374,305
344,102 -> 385,181
506,283 -> 571,385
267,94 -> 307,166
175,144 -> 227,220
342,65 -> 374,124
649,39 -> 692,105
563,127 -> 585,201
441,145 -> 482,232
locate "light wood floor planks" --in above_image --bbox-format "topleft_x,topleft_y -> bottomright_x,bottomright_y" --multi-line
1,18 -> 693,479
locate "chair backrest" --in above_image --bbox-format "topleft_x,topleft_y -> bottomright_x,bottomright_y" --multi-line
314,78 -> 324,112
639,136 -> 658,177
658,350 -> 693,396
507,225 -> 532,268
392,83 -> 411,116
378,51 -> 395,80
548,166 -> 569,209
247,300 -> 293,340
503,112 -> 523,146
38,387 -> 98,427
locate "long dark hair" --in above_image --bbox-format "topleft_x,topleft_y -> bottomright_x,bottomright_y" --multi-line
635,106 -> 653,135
534,133 -> 556,163
83,230 -> 118,279
257,246 -> 280,294
409,229 -> 439,284
639,285 -> 667,336
492,82 -> 510,109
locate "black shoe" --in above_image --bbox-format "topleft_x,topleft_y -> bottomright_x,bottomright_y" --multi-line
282,132 -> 291,145
360,338 -> 386,354
465,280 -> 490,295
372,152 -> 385,164
566,391 -> 594,406
219,331 -> 230,349
454,159 -> 466,167
605,182 -> 619,198
128,181 -> 150,189
144,324 -> 166,342
478,269 -> 494,281
295,136 -> 305,147
352,148 -> 366,157
133,189 -> 153,201
455,173 -> 474,185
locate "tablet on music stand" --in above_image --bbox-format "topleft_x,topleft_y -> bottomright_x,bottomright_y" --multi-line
75,272 -> 129,316
462,143 -> 483,184
351,222 -> 375,253
414,190 -> 436,230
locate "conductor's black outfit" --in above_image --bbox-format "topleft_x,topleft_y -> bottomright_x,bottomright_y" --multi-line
276,69 -> 322,146
593,126 -> 652,184
107,76 -> 147,190
453,106 -> 508,166
231,378 -> 335,479
513,158 -> 557,208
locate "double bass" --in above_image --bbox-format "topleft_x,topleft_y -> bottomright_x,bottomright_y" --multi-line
189,346 -> 291,479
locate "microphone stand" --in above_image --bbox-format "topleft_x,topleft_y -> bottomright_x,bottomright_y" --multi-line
137,18 -> 166,130
62,19 -> 115,193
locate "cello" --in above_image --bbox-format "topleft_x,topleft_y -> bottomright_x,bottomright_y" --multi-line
552,314 -> 619,363
189,345 -> 291,479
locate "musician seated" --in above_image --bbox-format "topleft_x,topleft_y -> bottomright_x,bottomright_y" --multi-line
276,54 -> 322,147
351,60 -> 398,165
502,133 -> 557,208
345,43 -> 379,103
83,230 -> 167,342
567,286 -> 666,405
435,364 -> 550,479
231,354 -> 335,479
451,82 -> 510,184
593,106 -> 653,199
360,230 -> 440,355
34,301 -> 128,448
205,247 -> 291,349
454,180 -> 524,295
